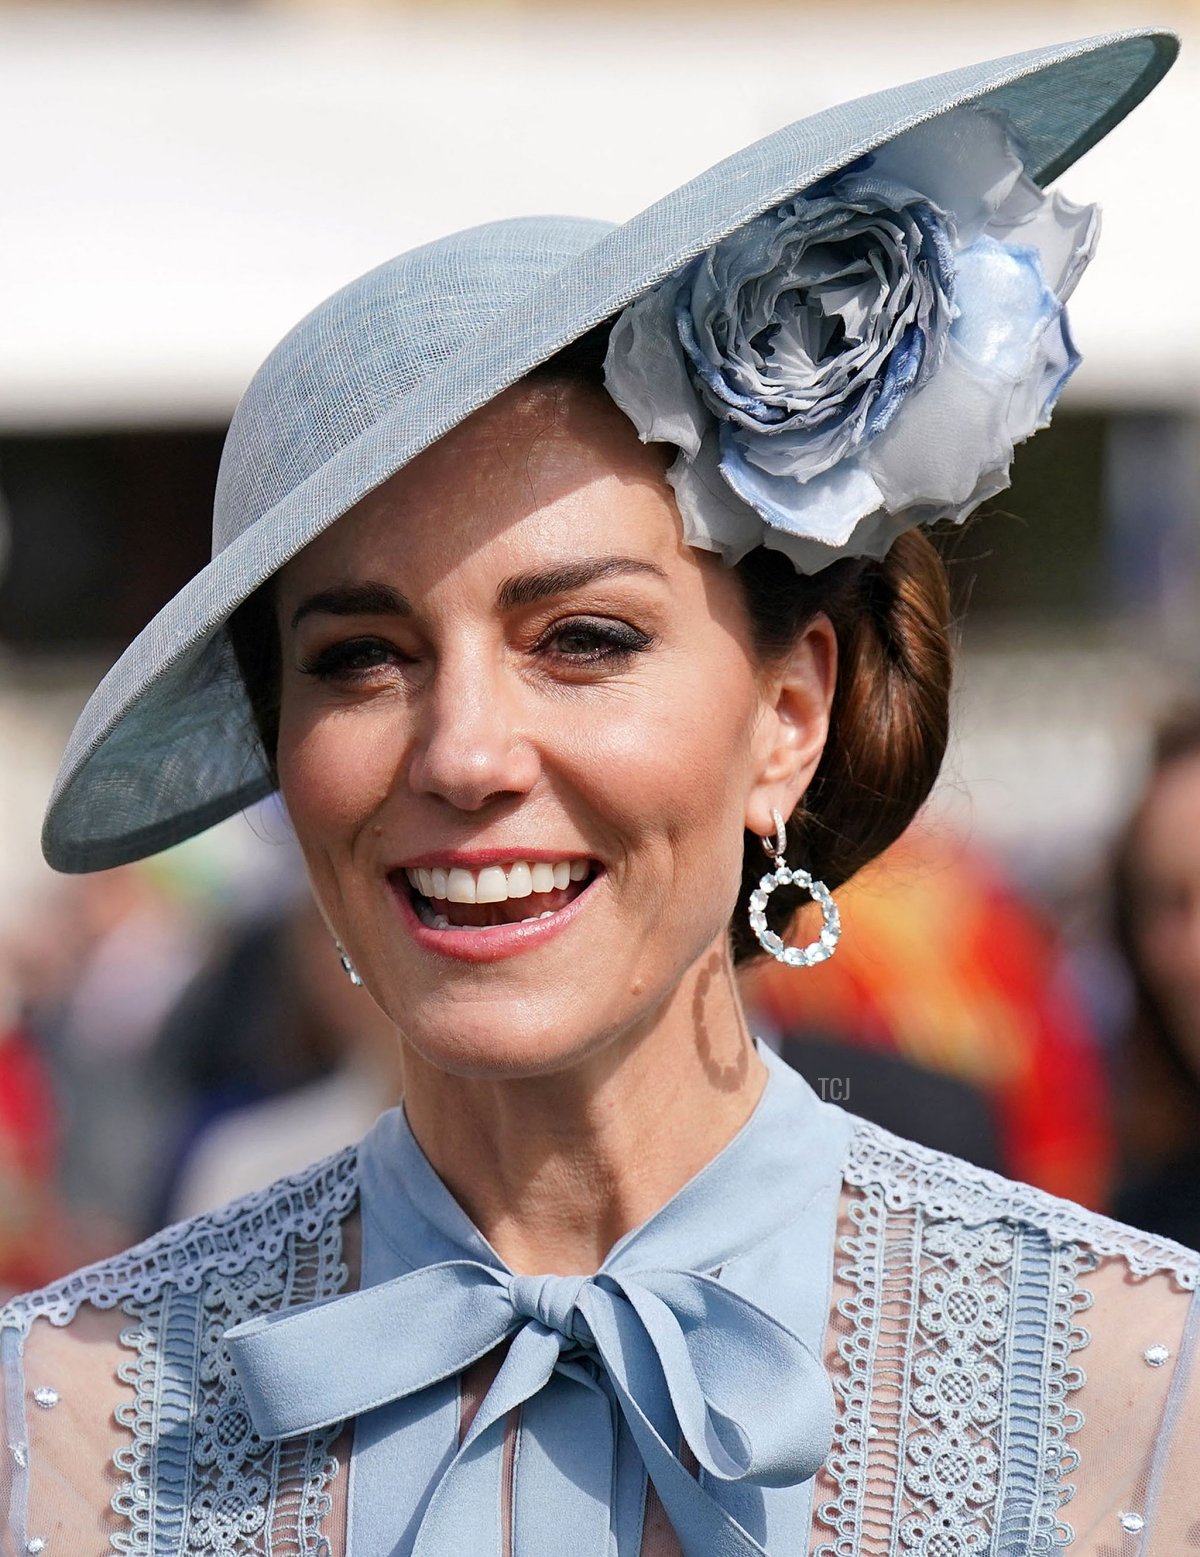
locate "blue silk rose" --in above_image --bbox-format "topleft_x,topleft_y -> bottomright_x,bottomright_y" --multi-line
604,108 -> 1099,572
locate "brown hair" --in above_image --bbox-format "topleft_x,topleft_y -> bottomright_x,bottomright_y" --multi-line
725,531 -> 950,961
228,324 -> 953,965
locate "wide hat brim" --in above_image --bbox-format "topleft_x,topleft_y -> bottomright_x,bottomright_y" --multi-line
44,28 -> 1178,872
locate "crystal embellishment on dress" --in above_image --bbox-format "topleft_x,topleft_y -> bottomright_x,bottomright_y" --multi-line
1120,1510 -> 1146,1533
25,1540 -> 46,1554
1143,1343 -> 1170,1367
32,1386 -> 59,1409
9,1441 -> 28,1468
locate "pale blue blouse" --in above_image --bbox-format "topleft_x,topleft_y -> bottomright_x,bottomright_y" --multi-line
4,1043 -> 1200,1555
227,1046 -> 850,1555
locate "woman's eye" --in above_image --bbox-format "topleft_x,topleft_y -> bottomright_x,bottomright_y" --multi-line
298,638 -> 405,680
541,618 -> 653,663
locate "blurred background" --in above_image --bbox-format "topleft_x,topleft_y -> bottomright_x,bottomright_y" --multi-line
1,0 -> 1198,1290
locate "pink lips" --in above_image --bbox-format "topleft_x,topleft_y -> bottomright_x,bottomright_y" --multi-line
388,867 -> 601,964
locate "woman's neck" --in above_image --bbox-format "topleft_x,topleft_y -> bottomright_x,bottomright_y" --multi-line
398,945 -> 768,1273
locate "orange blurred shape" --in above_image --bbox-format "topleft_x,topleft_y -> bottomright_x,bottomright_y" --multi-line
742,826 -> 1115,1209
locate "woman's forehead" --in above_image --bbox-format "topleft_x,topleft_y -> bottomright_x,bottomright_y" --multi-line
277,380 -> 687,601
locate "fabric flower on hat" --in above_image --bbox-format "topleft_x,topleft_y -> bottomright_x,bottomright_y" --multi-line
603,107 -> 1099,573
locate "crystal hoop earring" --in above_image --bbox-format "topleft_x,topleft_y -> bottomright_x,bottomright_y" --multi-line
747,808 -> 841,968
335,941 -> 364,988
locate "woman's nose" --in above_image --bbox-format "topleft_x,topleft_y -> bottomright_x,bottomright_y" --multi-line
405,661 -> 540,812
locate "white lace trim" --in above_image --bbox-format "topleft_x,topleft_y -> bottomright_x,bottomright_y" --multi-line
1,1148 -> 359,1339
842,1114 -> 1200,1287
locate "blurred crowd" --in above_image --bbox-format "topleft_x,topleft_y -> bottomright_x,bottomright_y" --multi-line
2,702 -> 1199,1297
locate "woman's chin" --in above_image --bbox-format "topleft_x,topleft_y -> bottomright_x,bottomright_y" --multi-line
387,988 -> 621,1082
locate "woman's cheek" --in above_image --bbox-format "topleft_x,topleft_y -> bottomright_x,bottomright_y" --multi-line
576,663 -> 755,862
610,659 -> 755,797
279,707 -> 405,838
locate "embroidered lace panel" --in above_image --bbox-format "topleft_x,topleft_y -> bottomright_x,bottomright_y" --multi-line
813,1179 -> 1091,1555
813,1117 -> 1200,1556
2,1148 -> 357,1557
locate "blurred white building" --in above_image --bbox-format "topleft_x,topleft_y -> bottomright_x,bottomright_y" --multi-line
2,2 -> 1197,425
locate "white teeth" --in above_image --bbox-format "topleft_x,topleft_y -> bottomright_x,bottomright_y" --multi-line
409,857 -> 593,902
475,866 -> 508,904
507,862 -> 533,898
446,868 -> 478,904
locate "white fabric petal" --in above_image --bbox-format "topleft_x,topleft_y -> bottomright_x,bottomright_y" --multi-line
761,504 -> 900,573
665,436 -> 763,564
719,441 -> 884,548
951,237 -> 1059,382
1029,313 -> 1076,431
604,285 -> 708,458
870,107 -> 1023,245
985,182 -> 1100,302
1007,312 -> 1076,441
864,338 -> 1015,520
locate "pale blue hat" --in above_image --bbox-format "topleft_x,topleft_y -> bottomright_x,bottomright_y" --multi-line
43,30 -> 1177,873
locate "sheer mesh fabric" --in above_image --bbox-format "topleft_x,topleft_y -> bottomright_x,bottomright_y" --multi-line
1061,1261 -> 1199,1551
5,1304 -> 128,1556
4,1204 -> 363,1557
5,1155 -> 1200,1554
1140,1292 -> 1200,1553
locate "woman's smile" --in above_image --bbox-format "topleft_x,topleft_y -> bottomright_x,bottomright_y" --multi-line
389,852 -> 603,962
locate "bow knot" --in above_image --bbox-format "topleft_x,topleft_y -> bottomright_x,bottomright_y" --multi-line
223,1051 -> 851,1554
509,1273 -> 590,1344
226,1257 -> 835,1557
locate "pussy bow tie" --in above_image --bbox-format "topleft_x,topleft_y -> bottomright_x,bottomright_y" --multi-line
225,1049 -> 850,1557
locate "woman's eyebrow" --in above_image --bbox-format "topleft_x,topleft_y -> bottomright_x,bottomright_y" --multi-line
288,559 -> 665,629
496,557 -> 668,611
290,581 -> 411,630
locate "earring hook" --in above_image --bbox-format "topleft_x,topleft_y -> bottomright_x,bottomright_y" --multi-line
761,806 -> 787,863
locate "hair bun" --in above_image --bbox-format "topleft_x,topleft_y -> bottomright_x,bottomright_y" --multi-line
733,529 -> 952,963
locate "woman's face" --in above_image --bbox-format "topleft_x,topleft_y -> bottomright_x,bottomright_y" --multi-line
1130,749 -> 1200,1072
274,379 -> 833,1079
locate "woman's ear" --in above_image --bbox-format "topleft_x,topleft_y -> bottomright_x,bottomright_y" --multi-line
745,613 -> 838,840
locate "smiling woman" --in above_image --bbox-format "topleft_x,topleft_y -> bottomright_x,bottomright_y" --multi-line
4,31 -> 1200,1557
228,344 -> 951,984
